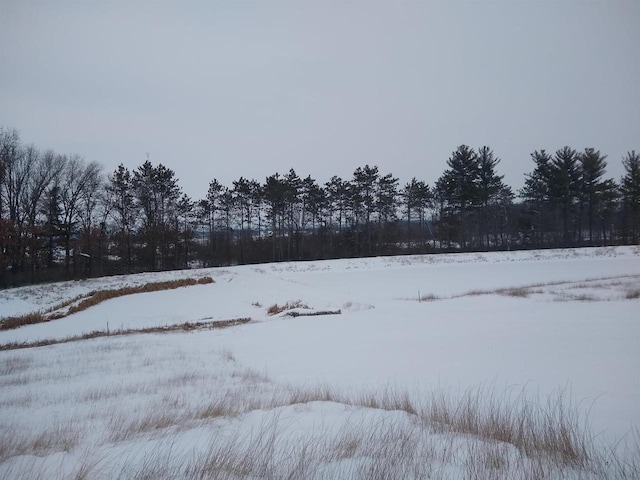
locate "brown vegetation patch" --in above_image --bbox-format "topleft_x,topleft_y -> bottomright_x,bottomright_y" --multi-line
0,355 -> 32,376
418,293 -> 440,302
287,385 -> 336,405
197,397 -> 241,420
450,274 -> 640,303
0,373 -> 32,387
285,310 -> 341,318
0,311 -> 47,331
232,367 -> 270,384
108,410 -> 186,442
502,287 -> 531,298
0,422 -> 80,462
31,421 -> 80,455
267,300 -> 309,316
572,294 -> 597,302
0,317 -> 251,351
352,389 -> 418,416
626,289 -> 640,300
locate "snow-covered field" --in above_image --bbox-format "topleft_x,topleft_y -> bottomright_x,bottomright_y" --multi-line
1,247 -> 639,479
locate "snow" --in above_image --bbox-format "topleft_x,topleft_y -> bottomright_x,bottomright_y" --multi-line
0,246 -> 639,478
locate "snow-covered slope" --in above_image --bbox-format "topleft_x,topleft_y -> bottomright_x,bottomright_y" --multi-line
1,246 -> 639,479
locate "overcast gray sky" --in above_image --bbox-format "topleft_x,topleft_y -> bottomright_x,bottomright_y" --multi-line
1,0 -> 639,199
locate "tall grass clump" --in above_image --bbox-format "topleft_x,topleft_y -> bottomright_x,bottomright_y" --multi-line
422,384 -> 593,468
267,300 -> 309,315
625,289 -> 640,300
0,312 -> 47,331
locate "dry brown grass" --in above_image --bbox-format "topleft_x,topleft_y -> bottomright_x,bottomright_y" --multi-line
232,367 -> 270,384
419,293 -> 440,302
0,311 -> 47,331
552,292 -> 598,302
343,388 -> 419,416
0,317 -> 251,351
197,395 -> 243,420
0,373 -> 32,387
281,384 -> 419,418
0,393 -> 33,408
108,410 -> 187,442
446,274 -> 640,303
626,289 -> 640,300
461,286 -> 536,298
80,386 -> 126,403
157,372 -> 205,388
572,294 -> 597,302
422,384 -> 592,468
503,287 -> 531,298
1,376 -> 638,479
285,310 -> 341,318
287,384 -> 336,405
267,300 -> 309,315
0,355 -> 32,375
31,421 -> 80,455
0,421 -> 80,463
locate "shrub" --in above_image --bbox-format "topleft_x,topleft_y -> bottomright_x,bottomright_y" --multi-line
626,289 -> 640,300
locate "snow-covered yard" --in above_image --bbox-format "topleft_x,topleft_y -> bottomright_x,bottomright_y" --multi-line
1,247 -> 639,479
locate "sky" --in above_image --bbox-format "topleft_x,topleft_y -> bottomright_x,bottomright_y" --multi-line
1,0 -> 639,200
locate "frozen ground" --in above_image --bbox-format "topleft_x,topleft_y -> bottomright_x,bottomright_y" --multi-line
0,246 -> 639,479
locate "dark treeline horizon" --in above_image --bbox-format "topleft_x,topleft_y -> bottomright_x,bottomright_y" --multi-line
1,127 -> 639,288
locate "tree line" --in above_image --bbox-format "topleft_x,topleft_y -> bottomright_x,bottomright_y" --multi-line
1,127 -> 639,287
